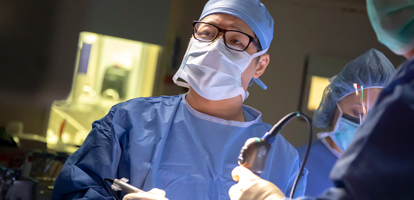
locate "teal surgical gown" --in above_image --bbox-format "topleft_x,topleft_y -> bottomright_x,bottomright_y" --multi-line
297,139 -> 336,196
52,94 -> 306,200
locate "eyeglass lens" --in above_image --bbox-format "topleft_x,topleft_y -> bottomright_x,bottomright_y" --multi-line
194,22 -> 251,51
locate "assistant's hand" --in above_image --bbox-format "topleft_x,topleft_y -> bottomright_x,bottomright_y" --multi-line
229,166 -> 285,200
123,188 -> 169,200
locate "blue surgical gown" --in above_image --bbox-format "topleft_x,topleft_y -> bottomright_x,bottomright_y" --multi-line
52,94 -> 306,200
297,140 -> 336,196
285,57 -> 414,200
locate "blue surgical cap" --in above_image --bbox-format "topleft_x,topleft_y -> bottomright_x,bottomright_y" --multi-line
313,49 -> 396,128
199,0 -> 274,50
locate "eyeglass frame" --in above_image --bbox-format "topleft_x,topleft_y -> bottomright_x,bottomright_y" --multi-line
192,21 -> 261,52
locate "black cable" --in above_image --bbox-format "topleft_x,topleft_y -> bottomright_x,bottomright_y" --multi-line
263,112 -> 313,198
289,113 -> 312,199
104,178 -> 121,200
265,113 -> 299,140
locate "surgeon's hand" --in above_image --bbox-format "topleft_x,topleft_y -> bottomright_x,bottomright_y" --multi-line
123,188 -> 169,200
229,166 -> 285,200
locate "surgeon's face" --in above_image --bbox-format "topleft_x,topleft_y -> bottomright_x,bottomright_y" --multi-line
200,13 -> 270,92
333,88 -> 382,125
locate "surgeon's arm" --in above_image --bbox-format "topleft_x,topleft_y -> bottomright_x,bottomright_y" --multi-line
230,166 -> 349,200
52,106 -> 123,200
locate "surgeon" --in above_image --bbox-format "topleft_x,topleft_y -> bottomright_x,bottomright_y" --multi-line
228,0 -> 414,199
52,0 -> 307,199
296,48 -> 395,196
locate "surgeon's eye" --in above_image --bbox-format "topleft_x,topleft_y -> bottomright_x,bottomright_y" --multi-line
352,111 -> 362,118
199,30 -> 213,37
230,38 -> 242,45
194,23 -> 217,41
351,107 -> 365,119
195,29 -> 215,41
225,31 -> 250,51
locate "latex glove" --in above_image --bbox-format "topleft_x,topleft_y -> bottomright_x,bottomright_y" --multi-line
123,188 -> 169,200
229,166 -> 285,200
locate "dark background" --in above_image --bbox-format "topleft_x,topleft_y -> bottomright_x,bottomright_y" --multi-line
0,0 -> 405,147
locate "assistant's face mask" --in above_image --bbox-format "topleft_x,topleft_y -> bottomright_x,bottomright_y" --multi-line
318,104 -> 360,153
173,37 -> 267,102
367,0 -> 414,55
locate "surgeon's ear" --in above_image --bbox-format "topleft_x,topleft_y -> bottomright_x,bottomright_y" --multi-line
253,54 -> 269,78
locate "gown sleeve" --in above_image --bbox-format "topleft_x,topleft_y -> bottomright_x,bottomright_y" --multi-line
52,104 -> 126,200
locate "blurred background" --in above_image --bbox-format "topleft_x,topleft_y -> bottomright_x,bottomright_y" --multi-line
0,0 -> 406,199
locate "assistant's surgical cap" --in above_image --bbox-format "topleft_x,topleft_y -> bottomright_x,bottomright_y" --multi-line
199,0 -> 274,50
367,0 -> 414,55
313,49 -> 396,128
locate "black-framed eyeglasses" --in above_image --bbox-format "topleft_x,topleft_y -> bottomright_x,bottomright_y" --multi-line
192,21 -> 260,52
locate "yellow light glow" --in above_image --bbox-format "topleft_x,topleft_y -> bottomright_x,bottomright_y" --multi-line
74,131 -> 88,144
112,51 -> 133,67
13,137 -> 20,145
308,76 -> 331,111
141,45 -> 161,97
85,35 -> 97,44
46,32 -> 163,152
46,129 -> 58,145
61,132 -> 72,144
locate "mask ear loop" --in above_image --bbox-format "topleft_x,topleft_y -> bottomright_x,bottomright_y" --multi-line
334,102 -> 344,130
336,102 -> 343,116
317,103 -> 343,139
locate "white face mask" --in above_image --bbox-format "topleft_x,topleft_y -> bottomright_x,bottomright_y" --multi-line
173,38 -> 267,102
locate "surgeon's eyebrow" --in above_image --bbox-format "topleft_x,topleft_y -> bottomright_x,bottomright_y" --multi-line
206,20 -> 243,31
213,22 -> 239,30
226,23 -> 242,30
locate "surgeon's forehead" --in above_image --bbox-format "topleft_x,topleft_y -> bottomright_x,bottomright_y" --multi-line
200,13 -> 255,36
340,92 -> 361,105
341,88 -> 380,107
